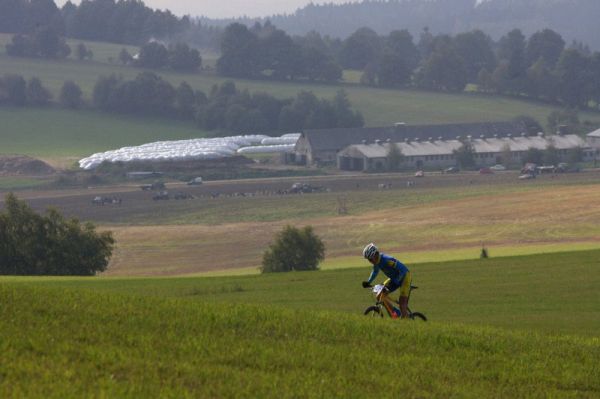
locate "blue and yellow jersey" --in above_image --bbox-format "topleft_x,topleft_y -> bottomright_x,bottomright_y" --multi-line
366,253 -> 409,285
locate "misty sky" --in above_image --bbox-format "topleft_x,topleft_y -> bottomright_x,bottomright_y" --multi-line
55,0 -> 360,18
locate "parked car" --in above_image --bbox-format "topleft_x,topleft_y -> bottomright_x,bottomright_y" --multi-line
518,173 -> 536,180
479,167 -> 494,174
414,170 -> 424,177
187,176 -> 203,185
490,164 -> 507,171
140,181 -> 166,191
289,182 -> 325,194
443,166 -> 460,174
536,165 -> 555,174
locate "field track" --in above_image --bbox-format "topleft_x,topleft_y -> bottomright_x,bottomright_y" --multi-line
4,169 -> 600,222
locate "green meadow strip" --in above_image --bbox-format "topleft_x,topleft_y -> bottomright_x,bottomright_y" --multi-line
0,285 -> 598,398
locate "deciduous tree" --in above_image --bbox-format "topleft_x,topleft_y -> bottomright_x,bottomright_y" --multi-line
261,225 -> 325,273
0,193 -> 114,276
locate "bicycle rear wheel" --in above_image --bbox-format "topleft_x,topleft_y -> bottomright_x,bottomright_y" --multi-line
364,306 -> 384,317
410,312 -> 427,321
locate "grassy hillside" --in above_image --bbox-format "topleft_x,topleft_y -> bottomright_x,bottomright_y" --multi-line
1,249 -> 599,397
1,34 -> 599,132
0,107 -> 204,165
6,249 -> 600,336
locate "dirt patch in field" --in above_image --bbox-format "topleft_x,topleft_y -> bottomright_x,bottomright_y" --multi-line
0,155 -> 55,176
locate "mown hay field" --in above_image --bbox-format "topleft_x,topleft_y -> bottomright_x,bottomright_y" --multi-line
99,179 -> 600,276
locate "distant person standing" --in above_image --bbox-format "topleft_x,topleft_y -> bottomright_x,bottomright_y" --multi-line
361,243 -> 411,319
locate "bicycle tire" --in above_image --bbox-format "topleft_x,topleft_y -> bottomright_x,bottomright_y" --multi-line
410,312 -> 427,321
364,306 -> 384,317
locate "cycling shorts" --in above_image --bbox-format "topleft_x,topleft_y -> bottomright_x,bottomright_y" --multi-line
384,271 -> 412,298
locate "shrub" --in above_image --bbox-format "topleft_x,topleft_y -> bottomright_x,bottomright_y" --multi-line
261,225 -> 325,273
0,193 -> 114,275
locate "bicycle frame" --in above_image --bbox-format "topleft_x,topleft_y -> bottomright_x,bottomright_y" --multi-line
365,284 -> 427,321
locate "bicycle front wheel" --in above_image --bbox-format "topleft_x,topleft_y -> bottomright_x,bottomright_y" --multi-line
364,306 -> 384,317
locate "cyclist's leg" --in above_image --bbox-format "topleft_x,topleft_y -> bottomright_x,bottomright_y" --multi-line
379,278 -> 401,318
397,272 -> 412,319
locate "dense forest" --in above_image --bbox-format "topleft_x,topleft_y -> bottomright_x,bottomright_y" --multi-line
202,0 -> 600,50
3,0 -> 600,112
215,23 -> 600,110
0,0 -> 220,50
2,0 -> 600,51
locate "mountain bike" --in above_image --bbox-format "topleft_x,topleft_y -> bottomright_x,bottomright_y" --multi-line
363,284 -> 427,321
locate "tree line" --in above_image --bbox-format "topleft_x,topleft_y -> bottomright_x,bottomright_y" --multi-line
93,74 -> 363,132
215,23 -> 600,109
0,0 -> 184,45
0,71 -> 363,133
217,22 -> 341,82
202,0 -> 600,51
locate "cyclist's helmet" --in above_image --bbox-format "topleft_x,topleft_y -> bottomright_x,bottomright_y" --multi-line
363,243 -> 379,260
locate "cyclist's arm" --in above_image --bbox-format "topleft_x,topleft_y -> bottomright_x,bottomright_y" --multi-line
366,265 -> 379,285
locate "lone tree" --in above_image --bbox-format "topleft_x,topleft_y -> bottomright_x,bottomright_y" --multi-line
453,141 -> 476,169
59,80 -> 83,109
261,225 -> 325,273
386,142 -> 405,171
0,193 -> 114,275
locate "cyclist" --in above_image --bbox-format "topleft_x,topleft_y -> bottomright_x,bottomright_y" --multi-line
361,243 -> 411,319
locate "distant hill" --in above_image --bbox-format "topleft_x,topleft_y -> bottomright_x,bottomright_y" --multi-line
199,0 -> 600,49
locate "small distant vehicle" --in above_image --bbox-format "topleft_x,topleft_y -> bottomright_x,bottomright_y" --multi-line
414,170 -> 424,177
490,164 -> 507,171
536,165 -> 555,174
289,182 -> 325,194
519,173 -> 536,180
141,181 -> 166,191
187,177 -> 203,185
152,191 -> 169,200
363,284 -> 427,321
91,196 -> 121,205
443,166 -> 460,174
479,167 -> 493,174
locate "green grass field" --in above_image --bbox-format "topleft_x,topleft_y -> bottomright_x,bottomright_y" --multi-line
1,250 -> 599,397
0,107 -> 205,163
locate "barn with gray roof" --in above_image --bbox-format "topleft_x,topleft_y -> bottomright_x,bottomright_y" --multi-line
292,121 -> 526,165
337,133 -> 596,171
587,128 -> 600,149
